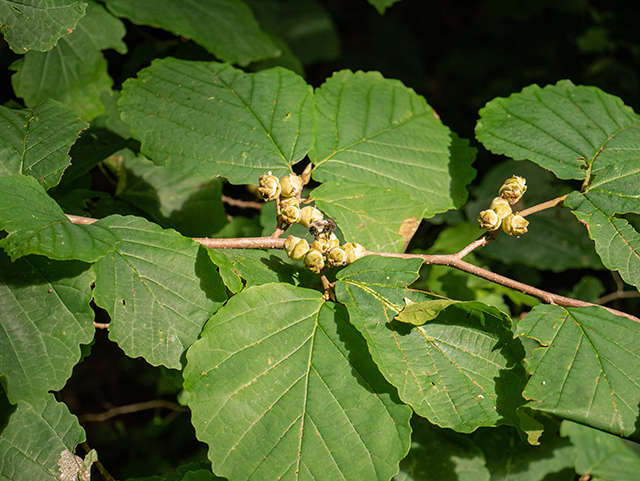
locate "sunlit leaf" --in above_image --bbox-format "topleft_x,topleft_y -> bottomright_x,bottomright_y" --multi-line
0,99 -> 87,189
312,181 -> 426,253
336,255 -> 527,432
104,0 -> 279,66
517,305 -> 640,437
0,175 -> 119,261
10,1 -> 127,120
0,252 -> 94,404
0,0 -> 86,53
119,59 -> 314,184
92,215 -> 227,369
183,283 -> 411,481
476,80 -> 640,180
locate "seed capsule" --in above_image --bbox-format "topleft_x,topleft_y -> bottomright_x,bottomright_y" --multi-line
499,175 -> 527,204
258,172 -> 281,201
502,213 -> 529,236
478,209 -> 501,231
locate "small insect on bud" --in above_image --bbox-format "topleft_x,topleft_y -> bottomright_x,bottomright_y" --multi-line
499,175 -> 527,205
309,218 -> 337,240
280,197 -> 301,224
478,209 -> 501,231
284,236 -> 310,261
258,172 -> 281,201
303,249 -> 325,273
502,213 -> 529,236
327,246 -> 348,267
298,206 -> 324,228
489,196 -> 513,221
280,173 -> 305,198
343,242 -> 366,264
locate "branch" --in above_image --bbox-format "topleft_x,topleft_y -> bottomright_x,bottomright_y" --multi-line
79,400 -> 189,423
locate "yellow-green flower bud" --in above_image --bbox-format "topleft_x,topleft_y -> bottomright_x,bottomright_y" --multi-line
327,246 -> 347,267
478,209 -> 501,231
303,249 -> 325,273
280,173 -> 304,198
311,239 -> 329,253
289,238 -> 310,261
489,196 -> 512,221
280,197 -> 300,224
298,206 -> 324,228
284,235 -> 301,256
343,242 -> 366,264
502,213 -> 529,236
258,172 -> 281,201
499,175 -> 527,204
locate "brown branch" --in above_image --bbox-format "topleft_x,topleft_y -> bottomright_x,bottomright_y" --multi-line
79,400 -> 189,423
194,236 -> 285,249
221,195 -> 264,210
518,194 -> 568,218
597,290 -> 640,305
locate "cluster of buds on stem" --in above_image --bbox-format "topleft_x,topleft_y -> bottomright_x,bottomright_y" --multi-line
477,175 -> 529,236
283,232 -> 366,274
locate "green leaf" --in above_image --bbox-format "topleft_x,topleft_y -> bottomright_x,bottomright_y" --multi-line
476,80 -> 640,181
0,391 -> 86,481
206,248 -> 297,294
10,1 -> 127,120
119,59 -> 315,184
466,160 -> 603,271
0,0 -> 86,53
564,159 -> 640,289
561,420 -> 640,481
311,181 -> 426,253
123,463 -> 225,481
0,99 -> 88,189
0,252 -> 94,405
113,150 -> 229,238
92,215 -> 227,369
311,70 -> 471,213
516,305 -> 640,437
395,419 -> 490,481
0,175 -> 120,261
368,0 -> 402,14
336,255 -> 527,432
395,299 -> 465,325
183,283 -> 412,481
104,0 -> 279,66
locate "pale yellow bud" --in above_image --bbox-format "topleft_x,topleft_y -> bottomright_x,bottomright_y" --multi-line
284,235 -> 301,256
258,172 -> 281,201
290,238 -> 310,261
499,175 -> 527,204
298,206 -> 324,228
280,197 -> 300,224
343,242 -> 366,264
280,173 -> 304,198
478,209 -> 501,231
502,213 -> 529,236
303,249 -> 325,273
489,196 -> 513,221
327,246 -> 347,267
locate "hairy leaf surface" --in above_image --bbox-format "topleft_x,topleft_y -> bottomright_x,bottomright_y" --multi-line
0,391 -> 86,481
0,0 -> 86,53
183,283 -> 411,481
336,255 -> 526,432
517,305 -> 640,437
476,80 -> 640,180
312,181 -> 425,253
0,175 -> 119,261
10,1 -> 127,120
0,253 -> 94,404
311,70 -> 471,213
92,215 -> 227,369
564,159 -> 640,289
0,100 -> 87,189
105,0 -> 279,66
119,59 -> 314,184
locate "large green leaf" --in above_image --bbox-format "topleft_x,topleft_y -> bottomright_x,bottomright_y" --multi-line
311,70 -> 472,214
10,1 -> 127,120
466,160 -> 602,271
183,283 -> 412,481
335,255 -> 527,432
564,159 -> 640,289
0,0 -> 86,52
0,99 -> 87,189
104,0 -> 279,66
312,181 -> 426,253
0,252 -> 94,405
561,420 -> 640,481
476,80 -> 640,181
92,215 -> 227,369
0,391 -> 86,481
0,175 -> 120,261
124,463 -> 225,481
119,59 -> 315,184
516,305 -> 640,437
206,248 -> 297,294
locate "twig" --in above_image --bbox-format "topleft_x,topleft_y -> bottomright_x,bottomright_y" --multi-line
518,194 -> 568,218
93,322 -> 110,329
79,441 -> 115,481
194,237 -> 285,249
79,400 -> 189,423
221,194 -> 263,210
597,290 -> 640,305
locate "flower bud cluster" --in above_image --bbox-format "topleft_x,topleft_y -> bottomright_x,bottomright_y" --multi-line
258,171 -> 324,228
477,175 -> 529,236
284,234 -> 366,273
